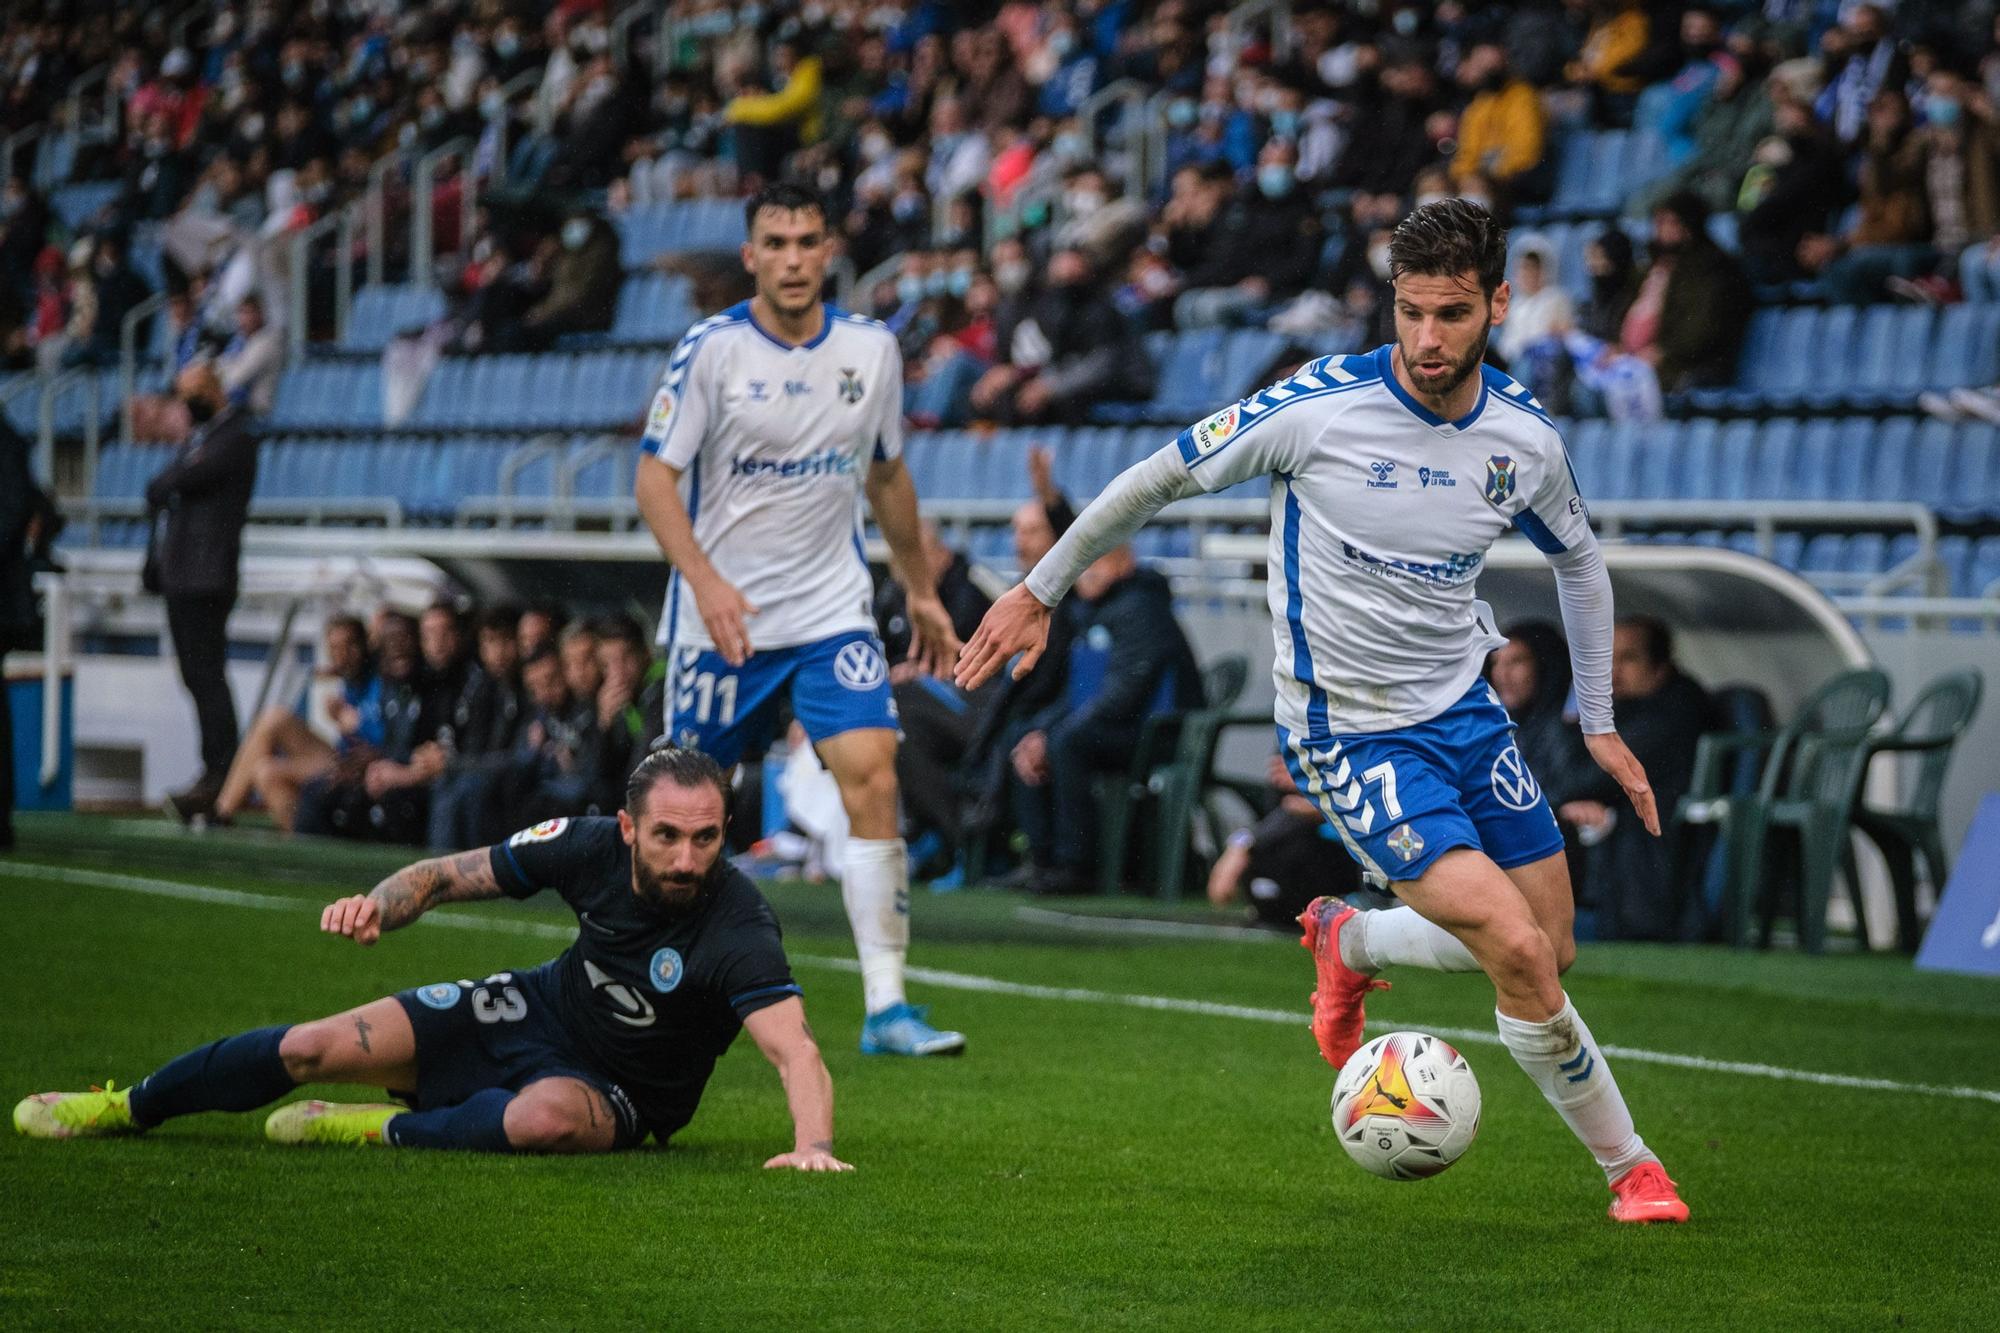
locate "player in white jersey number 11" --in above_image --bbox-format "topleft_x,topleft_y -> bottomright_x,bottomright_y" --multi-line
635,183 -> 966,1058
958,200 -> 1689,1223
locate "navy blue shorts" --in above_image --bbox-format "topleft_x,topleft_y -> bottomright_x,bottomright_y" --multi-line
662,629 -> 898,766
1279,677 -> 1566,885
394,969 -> 643,1148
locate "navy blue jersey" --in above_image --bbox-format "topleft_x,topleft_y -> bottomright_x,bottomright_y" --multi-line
486,816 -> 799,1139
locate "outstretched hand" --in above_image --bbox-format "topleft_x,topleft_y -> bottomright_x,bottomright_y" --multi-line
764,1147 -> 854,1172
954,584 -> 1053,690
321,894 -> 382,946
1583,731 -> 1660,837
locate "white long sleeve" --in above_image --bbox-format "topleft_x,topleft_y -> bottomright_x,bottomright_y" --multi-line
1547,535 -> 1615,734
1023,444 -> 1201,606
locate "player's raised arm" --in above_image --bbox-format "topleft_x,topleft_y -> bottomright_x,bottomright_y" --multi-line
742,996 -> 851,1171
956,380 -> 1322,690
320,849 -> 503,945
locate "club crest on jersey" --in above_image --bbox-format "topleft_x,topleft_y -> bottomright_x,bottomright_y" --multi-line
1190,404 -> 1239,456
649,947 -> 685,994
833,640 -> 887,691
416,983 -> 462,1010
1367,460 -> 1398,489
1388,823 -> 1426,862
509,818 -> 570,845
838,367 -> 865,403
1484,454 -> 1517,505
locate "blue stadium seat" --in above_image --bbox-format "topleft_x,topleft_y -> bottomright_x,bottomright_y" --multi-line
1832,304 -> 1927,411
1929,303 -> 2000,391
1713,419 -> 1759,500
1858,416 -> 1915,501
1745,418 -> 1800,499
1946,423 -> 2000,520
50,180 -> 120,231
342,284 -> 445,351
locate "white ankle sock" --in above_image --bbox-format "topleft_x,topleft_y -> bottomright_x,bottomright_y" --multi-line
842,837 -> 910,1015
1341,906 -> 1481,974
1495,995 -> 1656,1182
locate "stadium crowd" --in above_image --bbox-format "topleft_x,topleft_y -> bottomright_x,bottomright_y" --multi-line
10,3 -> 2000,422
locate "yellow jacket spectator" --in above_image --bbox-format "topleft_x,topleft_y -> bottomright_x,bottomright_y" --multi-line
1570,2 -> 1649,97
1452,45 -> 1547,188
725,51 -> 824,145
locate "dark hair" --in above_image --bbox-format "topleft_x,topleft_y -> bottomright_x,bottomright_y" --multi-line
745,180 -> 827,234
325,613 -> 366,645
1619,614 -> 1674,670
626,746 -> 732,821
475,604 -> 521,638
592,612 -> 650,655
1387,198 -> 1509,297
520,644 -> 561,672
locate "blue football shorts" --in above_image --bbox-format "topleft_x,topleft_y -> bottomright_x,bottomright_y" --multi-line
660,629 -> 899,767
1277,676 -> 1565,885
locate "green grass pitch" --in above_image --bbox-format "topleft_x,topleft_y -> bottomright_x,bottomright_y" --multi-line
3,814 -> 1999,1329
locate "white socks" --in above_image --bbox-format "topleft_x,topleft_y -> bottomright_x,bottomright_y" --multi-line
842,837 -> 911,1015
1341,906 -> 1481,974
1495,995 -> 1656,1183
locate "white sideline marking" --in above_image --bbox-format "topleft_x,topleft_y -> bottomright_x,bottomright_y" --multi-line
7,861 -> 2000,1107
1013,905 -> 1286,943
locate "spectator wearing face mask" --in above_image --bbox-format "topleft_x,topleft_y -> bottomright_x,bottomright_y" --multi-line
1049,163 -> 1149,274
512,209 -> 620,351
971,245 -> 1154,424
1172,139 -> 1322,328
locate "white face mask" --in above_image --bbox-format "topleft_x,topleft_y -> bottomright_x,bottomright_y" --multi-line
1065,188 -> 1107,218
561,219 -> 590,249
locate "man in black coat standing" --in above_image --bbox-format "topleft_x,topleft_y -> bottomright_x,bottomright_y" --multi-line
146,362 -> 260,818
0,419 -> 50,850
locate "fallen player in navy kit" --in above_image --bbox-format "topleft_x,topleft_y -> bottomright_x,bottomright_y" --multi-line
14,748 -> 852,1171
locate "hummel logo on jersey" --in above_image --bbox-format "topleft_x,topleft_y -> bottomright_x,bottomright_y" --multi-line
1418,466 -> 1455,488
838,367 -> 865,403
1367,461 -> 1397,489
747,380 -> 770,402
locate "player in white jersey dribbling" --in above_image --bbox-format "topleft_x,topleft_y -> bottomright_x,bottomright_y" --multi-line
636,183 -> 965,1057
958,200 -> 1689,1222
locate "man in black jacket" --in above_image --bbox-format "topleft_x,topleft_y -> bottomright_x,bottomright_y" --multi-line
1011,545 -> 1205,895
0,420 -> 51,850
1552,616 -> 1716,941
1172,139 -> 1324,328
146,363 -> 259,815
970,246 -> 1155,424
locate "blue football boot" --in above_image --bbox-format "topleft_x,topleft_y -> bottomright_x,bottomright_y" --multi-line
859,1003 -> 966,1057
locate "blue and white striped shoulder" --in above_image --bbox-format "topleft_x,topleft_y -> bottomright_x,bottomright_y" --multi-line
1480,363 -> 1553,422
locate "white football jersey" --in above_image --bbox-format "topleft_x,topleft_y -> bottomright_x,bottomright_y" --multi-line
640,301 -> 904,652
1177,344 -> 1594,737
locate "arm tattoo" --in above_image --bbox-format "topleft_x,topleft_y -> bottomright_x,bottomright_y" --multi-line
354,1016 -> 373,1054
365,849 -> 503,931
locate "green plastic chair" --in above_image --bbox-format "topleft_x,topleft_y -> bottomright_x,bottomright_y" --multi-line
1095,655 -> 1252,897
1666,668 -> 1891,950
1849,670 -> 1984,952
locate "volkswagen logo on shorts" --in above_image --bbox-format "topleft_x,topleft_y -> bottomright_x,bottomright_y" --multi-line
1490,743 -> 1542,811
649,947 -> 685,993
416,982 -> 461,1010
833,640 -> 886,691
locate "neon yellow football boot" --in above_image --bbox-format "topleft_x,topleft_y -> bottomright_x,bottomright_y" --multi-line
13,1082 -> 142,1139
264,1099 -> 401,1146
